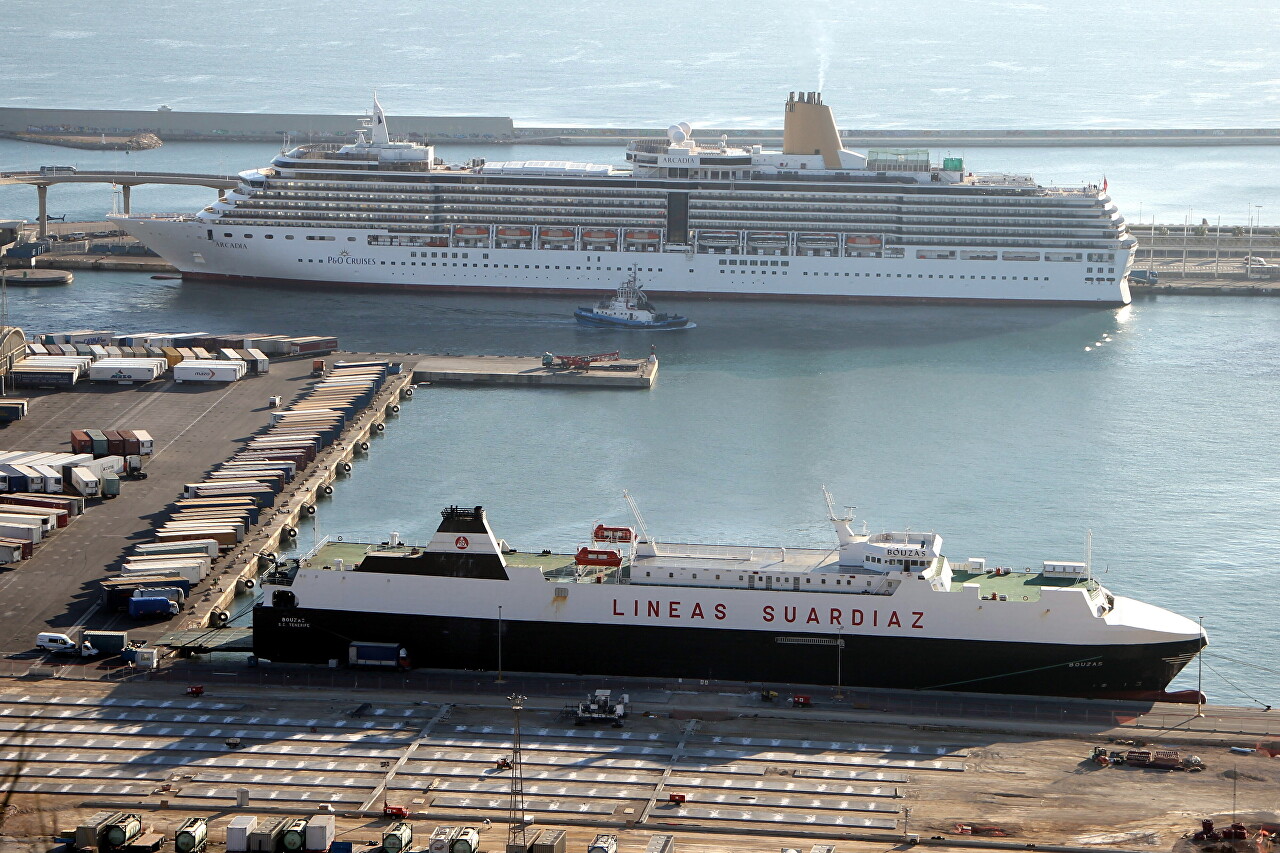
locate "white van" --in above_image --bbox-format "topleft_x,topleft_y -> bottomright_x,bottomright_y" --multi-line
36,632 -> 95,655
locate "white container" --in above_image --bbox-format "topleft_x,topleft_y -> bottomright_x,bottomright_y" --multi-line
303,815 -> 334,852
134,540 -> 220,558
174,359 -> 247,383
226,816 -> 258,853
70,467 -> 100,497
0,520 -> 42,543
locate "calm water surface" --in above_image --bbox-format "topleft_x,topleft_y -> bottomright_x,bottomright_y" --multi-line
0,0 -> 1275,703
4,274 -> 1276,704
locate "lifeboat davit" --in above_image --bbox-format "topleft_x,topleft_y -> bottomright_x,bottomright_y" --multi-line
747,232 -> 789,247
575,547 -> 623,567
698,231 -> 740,247
592,524 -> 634,544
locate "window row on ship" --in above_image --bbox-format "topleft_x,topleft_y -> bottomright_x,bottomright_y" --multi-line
271,166 -> 1102,200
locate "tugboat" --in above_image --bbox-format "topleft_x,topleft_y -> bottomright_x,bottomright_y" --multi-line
574,270 -> 693,330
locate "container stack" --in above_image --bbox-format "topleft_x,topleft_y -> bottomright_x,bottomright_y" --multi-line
88,357 -> 169,384
0,485 -> 86,565
8,355 -> 93,388
0,450 -> 125,498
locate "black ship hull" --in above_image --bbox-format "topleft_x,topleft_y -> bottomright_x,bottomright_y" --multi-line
253,605 -> 1203,700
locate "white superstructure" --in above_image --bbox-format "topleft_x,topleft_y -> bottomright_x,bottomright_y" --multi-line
116,93 -> 1135,305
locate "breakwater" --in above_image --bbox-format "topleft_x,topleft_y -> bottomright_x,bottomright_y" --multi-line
4,107 -> 1280,146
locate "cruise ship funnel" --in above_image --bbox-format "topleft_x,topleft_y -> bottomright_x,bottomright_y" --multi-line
784,90 -> 845,169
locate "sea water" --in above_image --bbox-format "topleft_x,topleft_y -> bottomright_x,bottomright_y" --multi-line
0,0 -> 1276,703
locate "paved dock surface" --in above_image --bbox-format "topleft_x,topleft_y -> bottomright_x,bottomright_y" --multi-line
0,677 -> 1277,852
414,355 -> 657,388
0,355 -> 402,659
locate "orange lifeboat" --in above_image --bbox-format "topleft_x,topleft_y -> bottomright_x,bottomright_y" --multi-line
624,230 -> 661,243
575,547 -> 622,567
497,226 -> 533,239
583,229 -> 619,241
539,228 -> 575,241
846,234 -> 882,245
592,524 -> 634,544
454,225 -> 489,237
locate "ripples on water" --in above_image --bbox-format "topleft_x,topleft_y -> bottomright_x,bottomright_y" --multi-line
1,0 -> 1277,702
6,273 -> 1277,704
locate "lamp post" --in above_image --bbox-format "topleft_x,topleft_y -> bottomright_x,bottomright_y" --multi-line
496,605 -> 504,683
1196,615 -> 1205,718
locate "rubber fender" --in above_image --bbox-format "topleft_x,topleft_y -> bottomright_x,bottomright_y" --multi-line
322,484 -> 334,496
304,505 -> 316,515
283,526 -> 298,538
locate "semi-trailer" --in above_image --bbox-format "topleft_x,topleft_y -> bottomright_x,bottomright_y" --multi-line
127,596 -> 178,619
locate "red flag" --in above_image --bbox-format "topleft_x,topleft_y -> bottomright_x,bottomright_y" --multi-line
1102,176 -> 1108,193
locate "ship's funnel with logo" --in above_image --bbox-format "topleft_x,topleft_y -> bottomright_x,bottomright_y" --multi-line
783,91 -> 845,169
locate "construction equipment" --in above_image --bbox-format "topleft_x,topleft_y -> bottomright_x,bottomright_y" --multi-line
541,351 -> 620,371
572,690 -> 627,726
1090,746 -> 1111,766
382,803 -> 409,819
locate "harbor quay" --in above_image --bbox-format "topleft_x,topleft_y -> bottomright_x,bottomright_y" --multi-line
0,351 -> 411,658
0,673 -> 1277,853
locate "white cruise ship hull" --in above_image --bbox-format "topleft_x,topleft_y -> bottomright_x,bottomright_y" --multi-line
119,218 -> 1131,305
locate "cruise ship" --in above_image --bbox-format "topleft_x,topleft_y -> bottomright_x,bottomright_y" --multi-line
115,93 -> 1135,305
254,496 -> 1206,700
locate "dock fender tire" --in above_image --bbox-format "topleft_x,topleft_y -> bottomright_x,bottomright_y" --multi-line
339,462 -> 353,473
374,422 -> 386,432
242,578 -> 256,590
389,404 -> 400,414
260,551 -> 277,563
358,441 -> 370,452
283,526 -> 298,538
305,505 -> 316,515
212,610 -> 230,626
322,485 -> 334,496
403,387 -> 414,398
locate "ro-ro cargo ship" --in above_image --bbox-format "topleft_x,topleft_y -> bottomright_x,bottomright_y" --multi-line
254,496 -> 1205,699
115,93 -> 1135,304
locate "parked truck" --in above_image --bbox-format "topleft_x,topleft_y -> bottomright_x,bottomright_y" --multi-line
127,596 -> 179,620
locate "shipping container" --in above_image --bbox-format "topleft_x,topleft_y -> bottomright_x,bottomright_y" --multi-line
68,466 -> 100,497
530,830 -> 566,853
130,429 -> 154,455
644,837 -> 674,853
8,366 -> 78,389
174,818 -> 209,853
133,539 -> 219,558
32,465 -> 64,494
0,400 -> 28,423
226,817 -> 259,853
248,818 -> 288,853
0,538 -> 28,563
381,824 -> 412,853
154,528 -> 238,549
84,429 -> 109,457
587,836 -> 617,853
75,812 -> 125,851
174,359 -> 247,383
449,828 -> 480,853
303,816 -> 335,853
101,471 -> 121,498
82,630 -> 131,656
0,511 -> 53,534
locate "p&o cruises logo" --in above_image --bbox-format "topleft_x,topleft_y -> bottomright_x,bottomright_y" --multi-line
328,248 -> 375,265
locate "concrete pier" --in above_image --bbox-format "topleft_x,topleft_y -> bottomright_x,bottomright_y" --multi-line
413,354 -> 657,388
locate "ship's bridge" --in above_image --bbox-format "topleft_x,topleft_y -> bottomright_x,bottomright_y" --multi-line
848,530 -> 942,573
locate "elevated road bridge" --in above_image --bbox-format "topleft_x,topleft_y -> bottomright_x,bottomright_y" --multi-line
0,170 -> 238,236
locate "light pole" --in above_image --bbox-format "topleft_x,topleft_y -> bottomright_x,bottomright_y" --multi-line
834,634 -> 845,700
496,605 -> 504,683
1196,615 -> 1205,718
1246,205 -> 1262,279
